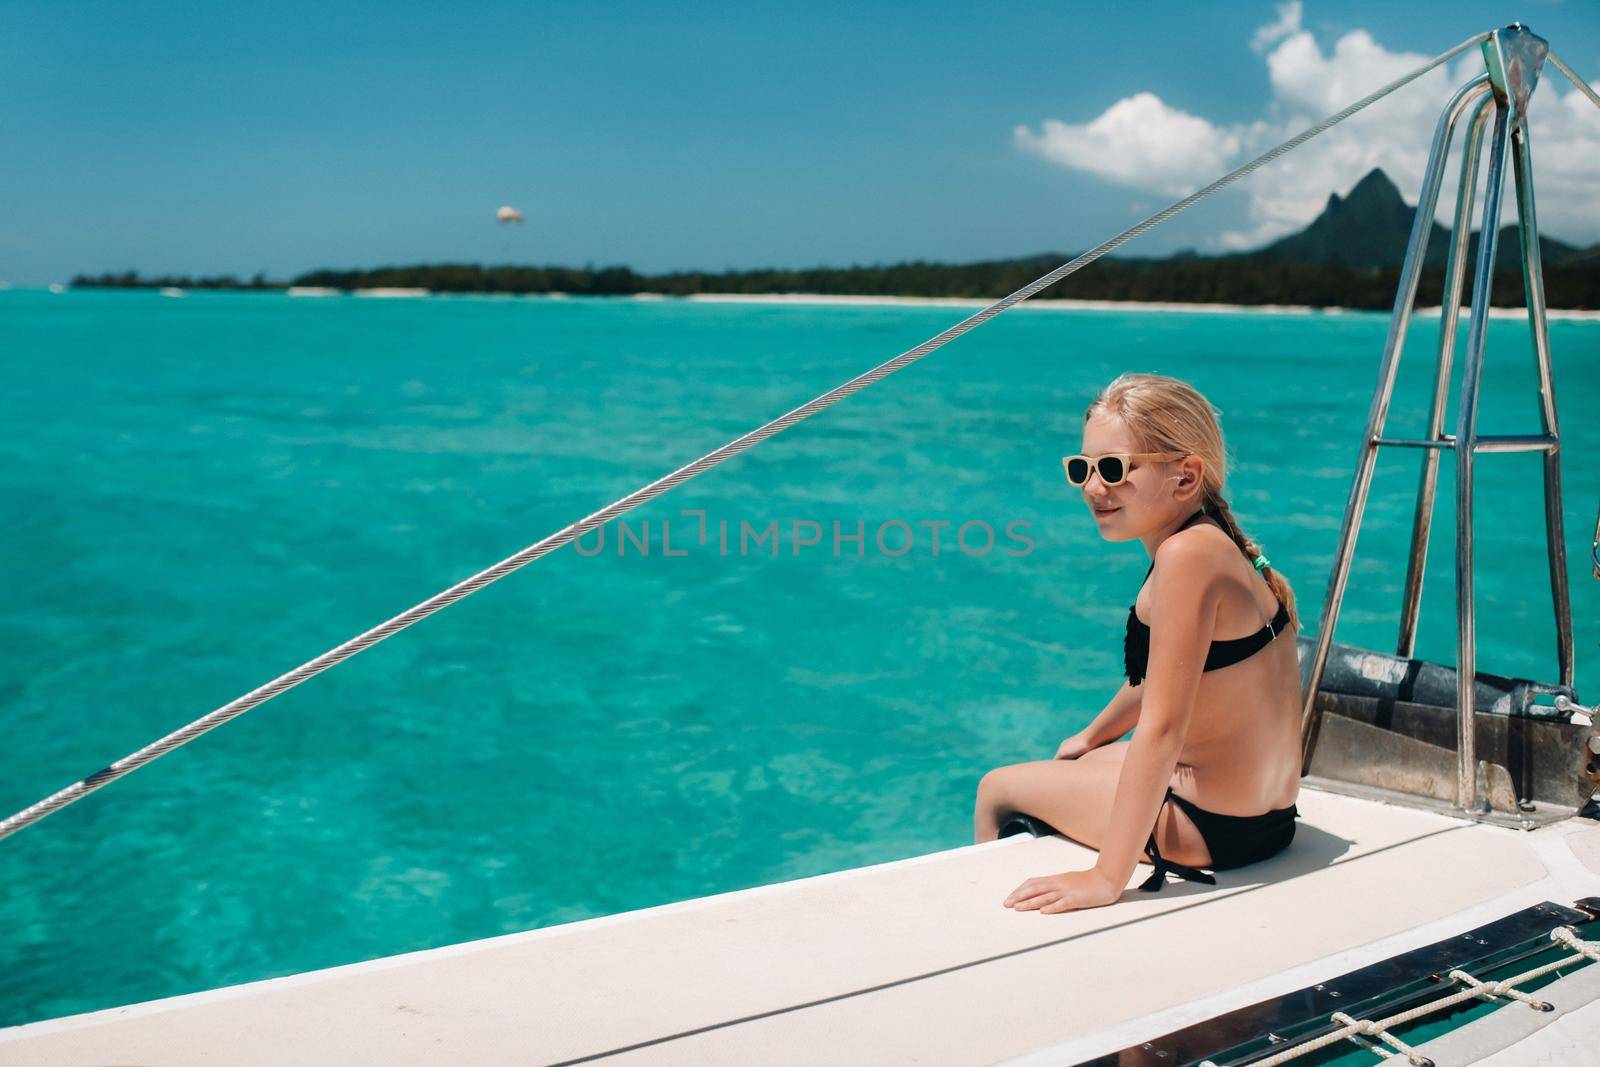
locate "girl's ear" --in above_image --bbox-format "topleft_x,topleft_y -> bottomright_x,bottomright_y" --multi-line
1172,455 -> 1206,503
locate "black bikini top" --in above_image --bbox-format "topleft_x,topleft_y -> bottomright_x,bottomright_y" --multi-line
1123,509 -> 1290,687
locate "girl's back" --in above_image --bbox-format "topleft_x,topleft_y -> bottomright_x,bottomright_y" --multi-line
1140,519 -> 1302,813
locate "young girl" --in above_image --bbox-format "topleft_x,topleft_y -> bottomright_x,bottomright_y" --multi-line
975,373 -> 1303,913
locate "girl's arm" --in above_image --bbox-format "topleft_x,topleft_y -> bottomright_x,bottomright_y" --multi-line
1092,535 -> 1222,890
1056,682 -> 1142,758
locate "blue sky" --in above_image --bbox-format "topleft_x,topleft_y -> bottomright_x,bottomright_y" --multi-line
3,1 -> 1598,285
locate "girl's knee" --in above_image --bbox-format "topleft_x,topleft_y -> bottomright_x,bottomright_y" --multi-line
976,764 -> 1012,803
974,766 -> 1020,843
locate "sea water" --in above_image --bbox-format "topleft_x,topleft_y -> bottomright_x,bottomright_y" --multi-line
2,288 -> 1597,1025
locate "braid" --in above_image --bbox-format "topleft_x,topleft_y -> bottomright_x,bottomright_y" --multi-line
1204,490 -> 1299,631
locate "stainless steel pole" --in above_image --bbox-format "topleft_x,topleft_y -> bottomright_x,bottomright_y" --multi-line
1395,94 -> 1495,659
1508,119 -> 1576,688
1298,76 -> 1495,773
1454,101 -> 1511,811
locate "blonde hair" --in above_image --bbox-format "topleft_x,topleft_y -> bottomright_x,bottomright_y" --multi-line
1085,373 -> 1299,630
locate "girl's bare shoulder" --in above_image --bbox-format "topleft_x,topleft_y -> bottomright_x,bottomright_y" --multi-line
1152,521 -> 1238,576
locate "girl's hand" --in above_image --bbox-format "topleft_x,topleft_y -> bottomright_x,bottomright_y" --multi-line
1054,733 -> 1093,760
1003,868 -> 1122,913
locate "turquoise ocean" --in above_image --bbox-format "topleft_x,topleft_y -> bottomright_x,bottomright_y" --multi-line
2,288 -> 1597,1026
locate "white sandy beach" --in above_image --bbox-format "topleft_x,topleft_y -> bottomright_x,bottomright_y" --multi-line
682,291 -> 1600,320
26,287 -> 1600,320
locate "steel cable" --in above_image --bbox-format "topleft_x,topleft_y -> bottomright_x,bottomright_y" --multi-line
0,31 -> 1493,842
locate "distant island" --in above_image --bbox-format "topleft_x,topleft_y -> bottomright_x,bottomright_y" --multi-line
73,169 -> 1600,310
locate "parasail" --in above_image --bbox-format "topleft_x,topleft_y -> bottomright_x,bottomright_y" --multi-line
496,205 -> 525,225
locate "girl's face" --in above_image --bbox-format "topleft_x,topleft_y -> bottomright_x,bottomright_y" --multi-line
1078,413 -> 1189,543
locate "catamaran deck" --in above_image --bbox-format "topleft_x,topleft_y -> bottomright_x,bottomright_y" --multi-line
6,785 -> 1600,1065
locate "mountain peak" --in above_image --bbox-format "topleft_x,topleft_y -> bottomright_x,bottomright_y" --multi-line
1249,164 -> 1577,270
1344,167 -> 1404,209
1254,166 -> 1423,268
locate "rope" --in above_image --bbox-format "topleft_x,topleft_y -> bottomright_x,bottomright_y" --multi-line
1590,496 -> 1600,578
0,31 -> 1492,843
1202,925 -> 1600,1067
1330,1012 -> 1426,1062
1548,52 -> 1600,112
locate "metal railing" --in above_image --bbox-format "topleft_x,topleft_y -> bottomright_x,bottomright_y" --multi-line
1298,25 -> 1577,814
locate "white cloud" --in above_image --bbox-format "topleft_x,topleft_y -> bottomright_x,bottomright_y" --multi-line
1013,92 -> 1240,197
1251,0 -> 1302,55
1521,79 -> 1600,231
1017,8 -> 1600,249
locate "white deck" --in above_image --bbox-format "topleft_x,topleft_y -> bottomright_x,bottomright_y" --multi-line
7,786 -> 1600,1065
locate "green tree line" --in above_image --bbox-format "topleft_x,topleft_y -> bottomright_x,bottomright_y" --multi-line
71,270 -> 277,290
73,254 -> 1600,309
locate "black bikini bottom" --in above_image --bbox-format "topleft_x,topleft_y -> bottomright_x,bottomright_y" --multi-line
1141,786 -> 1298,892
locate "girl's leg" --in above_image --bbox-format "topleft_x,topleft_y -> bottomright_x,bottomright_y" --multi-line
973,741 -> 1127,842
1080,739 -> 1132,764
973,751 -> 1212,869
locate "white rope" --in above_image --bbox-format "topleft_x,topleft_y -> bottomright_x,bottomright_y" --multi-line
1206,925 -> 1600,1067
0,31 -> 1492,843
1331,1012 -> 1425,1062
